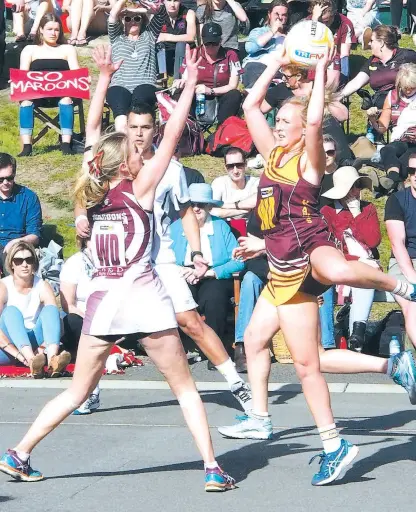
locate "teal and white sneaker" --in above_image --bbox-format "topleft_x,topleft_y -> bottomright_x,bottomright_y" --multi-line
73,393 -> 100,415
205,466 -> 236,492
389,350 -> 416,405
0,449 -> 44,482
218,413 -> 273,440
310,439 -> 359,486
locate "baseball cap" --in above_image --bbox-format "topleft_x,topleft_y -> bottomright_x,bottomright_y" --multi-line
201,22 -> 222,44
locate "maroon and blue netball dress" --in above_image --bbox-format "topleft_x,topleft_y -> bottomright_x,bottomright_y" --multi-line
82,179 -> 176,336
256,146 -> 335,306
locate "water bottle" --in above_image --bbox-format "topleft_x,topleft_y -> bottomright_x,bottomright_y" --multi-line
389,335 -> 401,356
195,93 -> 205,116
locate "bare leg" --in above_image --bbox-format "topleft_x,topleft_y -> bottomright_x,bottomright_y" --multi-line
29,0 -> 51,36
176,310 -> 228,366
278,293 -> 334,427
77,0 -> 94,40
141,329 -> 215,463
244,296 -> 280,413
393,295 -> 416,347
311,246 -> 403,292
14,334 -> 112,453
318,344 -> 388,373
69,0 -> 83,41
12,12 -> 24,37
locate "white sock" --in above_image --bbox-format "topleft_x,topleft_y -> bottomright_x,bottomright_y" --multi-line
318,424 -> 342,453
251,410 -> 269,419
392,281 -> 414,300
14,449 -> 30,462
215,358 -> 243,388
92,384 -> 100,396
204,460 -> 218,470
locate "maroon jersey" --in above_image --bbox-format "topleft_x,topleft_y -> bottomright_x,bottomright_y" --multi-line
256,147 -> 334,305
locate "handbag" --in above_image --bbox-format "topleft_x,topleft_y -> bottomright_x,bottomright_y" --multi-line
196,63 -> 219,125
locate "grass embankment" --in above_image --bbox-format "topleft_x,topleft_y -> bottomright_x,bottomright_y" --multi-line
0,35 -> 414,318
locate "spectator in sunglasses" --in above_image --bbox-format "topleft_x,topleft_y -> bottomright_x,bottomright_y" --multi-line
106,0 -> 170,132
170,183 -> 244,345
320,166 -> 379,352
0,153 -> 42,274
0,241 -> 70,377
210,147 -> 259,219
385,154 -> 416,348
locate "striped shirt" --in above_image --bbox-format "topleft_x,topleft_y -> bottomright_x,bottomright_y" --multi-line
108,7 -> 167,92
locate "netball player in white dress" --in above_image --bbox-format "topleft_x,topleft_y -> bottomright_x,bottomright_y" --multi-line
0,47 -> 236,493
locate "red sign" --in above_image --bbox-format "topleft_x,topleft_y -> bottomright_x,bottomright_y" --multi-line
9,68 -> 91,102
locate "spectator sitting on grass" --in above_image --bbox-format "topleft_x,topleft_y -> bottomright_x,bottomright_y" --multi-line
11,0 -> 52,43
211,147 -> 259,219
0,241 -> 70,377
0,153 -> 42,273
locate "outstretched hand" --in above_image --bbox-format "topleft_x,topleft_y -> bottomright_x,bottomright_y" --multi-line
184,45 -> 201,85
92,45 -> 123,77
316,43 -> 336,73
232,234 -> 266,261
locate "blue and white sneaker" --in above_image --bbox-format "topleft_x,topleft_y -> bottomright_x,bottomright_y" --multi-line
205,466 -> 236,492
390,350 -> 416,405
73,393 -> 100,415
0,449 -> 44,482
218,413 -> 273,440
310,439 -> 359,486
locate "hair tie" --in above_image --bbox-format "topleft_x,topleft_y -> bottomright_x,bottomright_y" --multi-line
88,150 -> 104,181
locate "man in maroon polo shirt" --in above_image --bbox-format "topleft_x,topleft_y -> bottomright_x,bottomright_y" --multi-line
176,22 -> 243,124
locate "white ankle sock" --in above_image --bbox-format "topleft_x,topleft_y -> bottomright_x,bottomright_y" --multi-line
92,384 -> 100,396
14,449 -> 29,462
318,424 -> 341,453
215,358 -> 243,388
252,410 -> 269,418
204,460 -> 218,470
392,281 -> 414,300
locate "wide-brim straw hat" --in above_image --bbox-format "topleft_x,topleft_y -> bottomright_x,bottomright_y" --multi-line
321,166 -> 373,200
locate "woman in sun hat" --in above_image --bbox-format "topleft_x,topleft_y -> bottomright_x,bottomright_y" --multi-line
170,183 -> 244,342
321,166 -> 381,353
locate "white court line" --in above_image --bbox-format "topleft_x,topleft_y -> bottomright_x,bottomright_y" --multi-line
0,380 -> 406,394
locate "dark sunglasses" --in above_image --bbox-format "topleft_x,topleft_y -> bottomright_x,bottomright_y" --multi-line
13,256 -> 35,266
408,167 -> 416,175
124,15 -> 142,22
0,175 -> 15,183
281,73 -> 296,81
191,202 -> 208,209
325,149 -> 336,157
225,162 -> 245,171
204,42 -> 220,47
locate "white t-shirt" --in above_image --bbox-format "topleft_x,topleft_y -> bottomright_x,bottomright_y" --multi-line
184,214 -> 214,267
152,159 -> 191,265
211,175 -> 259,218
59,251 -> 94,314
2,274 -> 44,330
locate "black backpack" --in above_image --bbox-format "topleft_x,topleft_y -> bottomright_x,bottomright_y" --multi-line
374,310 -> 406,357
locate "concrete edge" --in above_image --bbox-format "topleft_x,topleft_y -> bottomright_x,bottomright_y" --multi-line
0,380 -> 405,394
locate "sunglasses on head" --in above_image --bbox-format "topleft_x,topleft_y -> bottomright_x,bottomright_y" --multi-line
225,162 -> 245,171
325,149 -> 336,157
13,256 -> 35,266
191,202 -> 208,209
408,167 -> 416,175
0,175 -> 14,184
124,15 -> 142,22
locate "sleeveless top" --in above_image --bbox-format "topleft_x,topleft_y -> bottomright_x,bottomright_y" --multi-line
29,59 -> 70,72
2,274 -> 44,330
256,146 -> 333,305
88,179 -> 153,287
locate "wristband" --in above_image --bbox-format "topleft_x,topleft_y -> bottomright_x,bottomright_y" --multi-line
211,88 -> 215,96
75,214 -> 88,226
191,251 -> 203,261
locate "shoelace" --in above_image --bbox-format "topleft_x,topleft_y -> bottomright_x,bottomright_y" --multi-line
235,414 -> 248,422
309,452 -> 327,469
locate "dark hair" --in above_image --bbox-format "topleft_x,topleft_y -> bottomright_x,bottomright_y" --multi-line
223,146 -> 246,164
268,0 -> 288,14
373,25 -> 401,50
0,153 -> 16,174
34,14 -> 66,45
128,103 -> 157,124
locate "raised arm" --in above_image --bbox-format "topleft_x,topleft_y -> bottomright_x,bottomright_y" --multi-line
84,45 -> 123,160
109,0 -> 127,23
303,46 -> 334,182
133,45 -> 199,208
225,0 -> 247,22
243,50 -> 291,160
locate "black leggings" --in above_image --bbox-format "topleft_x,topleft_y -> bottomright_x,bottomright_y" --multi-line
189,278 -> 233,341
390,0 -> 403,27
106,84 -> 157,118
63,313 -> 83,353
216,90 -> 242,125
380,140 -> 416,179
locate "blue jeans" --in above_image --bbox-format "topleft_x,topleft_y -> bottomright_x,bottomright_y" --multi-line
0,305 -> 61,365
319,286 -> 336,349
235,271 -> 265,344
19,100 -> 74,136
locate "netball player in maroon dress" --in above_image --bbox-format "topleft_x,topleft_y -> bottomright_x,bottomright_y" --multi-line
0,47 -> 236,493
218,46 -> 416,486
